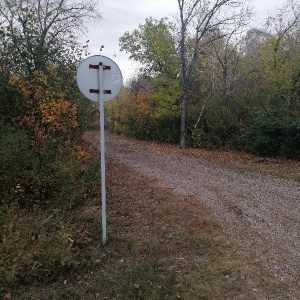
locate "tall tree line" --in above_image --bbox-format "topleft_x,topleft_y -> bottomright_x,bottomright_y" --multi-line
109,0 -> 300,159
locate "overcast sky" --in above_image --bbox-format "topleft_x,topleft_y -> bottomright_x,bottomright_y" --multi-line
84,0 -> 286,83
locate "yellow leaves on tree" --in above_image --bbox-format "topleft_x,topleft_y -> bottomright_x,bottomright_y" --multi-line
11,70 -> 78,148
132,91 -> 152,116
106,88 -> 153,135
124,91 -> 152,133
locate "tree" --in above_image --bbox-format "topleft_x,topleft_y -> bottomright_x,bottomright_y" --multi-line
239,0 -> 300,113
265,0 -> 300,50
119,17 -> 180,79
0,0 -> 101,75
210,12 -> 251,103
189,16 -> 251,136
176,0 -> 250,147
118,18 -> 182,142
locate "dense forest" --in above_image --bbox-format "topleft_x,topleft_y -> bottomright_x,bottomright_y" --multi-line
106,0 -> 300,159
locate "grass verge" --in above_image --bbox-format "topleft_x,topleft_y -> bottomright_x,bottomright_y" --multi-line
1,156 -> 291,299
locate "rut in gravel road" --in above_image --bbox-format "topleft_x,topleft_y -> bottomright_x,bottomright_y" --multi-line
98,132 -> 300,296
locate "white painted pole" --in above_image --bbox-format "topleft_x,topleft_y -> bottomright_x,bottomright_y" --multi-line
77,55 -> 122,246
98,63 -> 107,245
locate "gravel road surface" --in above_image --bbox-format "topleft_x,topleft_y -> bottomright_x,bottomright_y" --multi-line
101,132 -> 300,298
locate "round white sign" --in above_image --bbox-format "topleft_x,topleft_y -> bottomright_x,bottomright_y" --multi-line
76,55 -> 123,102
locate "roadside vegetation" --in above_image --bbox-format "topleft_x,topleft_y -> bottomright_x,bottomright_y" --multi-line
107,0 -> 300,159
0,0 -> 101,296
1,0 -> 299,299
2,142 -> 292,298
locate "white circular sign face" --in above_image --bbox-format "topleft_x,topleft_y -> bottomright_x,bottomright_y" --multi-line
76,55 -> 123,102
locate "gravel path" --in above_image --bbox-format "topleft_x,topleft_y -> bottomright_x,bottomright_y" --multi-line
102,132 -> 300,297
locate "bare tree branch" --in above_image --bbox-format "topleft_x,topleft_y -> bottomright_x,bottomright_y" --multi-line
176,0 -> 251,147
0,0 -> 102,74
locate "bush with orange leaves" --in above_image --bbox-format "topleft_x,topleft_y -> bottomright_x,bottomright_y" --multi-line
0,69 -> 99,209
10,70 -> 78,149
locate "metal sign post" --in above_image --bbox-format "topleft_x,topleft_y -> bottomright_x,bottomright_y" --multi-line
98,63 -> 107,244
77,55 -> 123,245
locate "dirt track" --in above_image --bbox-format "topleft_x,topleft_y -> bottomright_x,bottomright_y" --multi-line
93,131 -> 300,297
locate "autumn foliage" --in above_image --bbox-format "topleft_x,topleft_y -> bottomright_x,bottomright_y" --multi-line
106,76 -> 181,143
0,64 -> 100,291
0,0 -> 102,292
10,70 -> 78,148
115,13 -> 300,158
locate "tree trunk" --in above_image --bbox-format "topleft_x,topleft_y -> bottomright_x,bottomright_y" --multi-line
180,82 -> 188,147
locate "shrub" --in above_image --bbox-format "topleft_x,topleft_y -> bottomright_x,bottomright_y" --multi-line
243,110 -> 300,159
0,119 -> 99,209
0,121 -> 35,206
